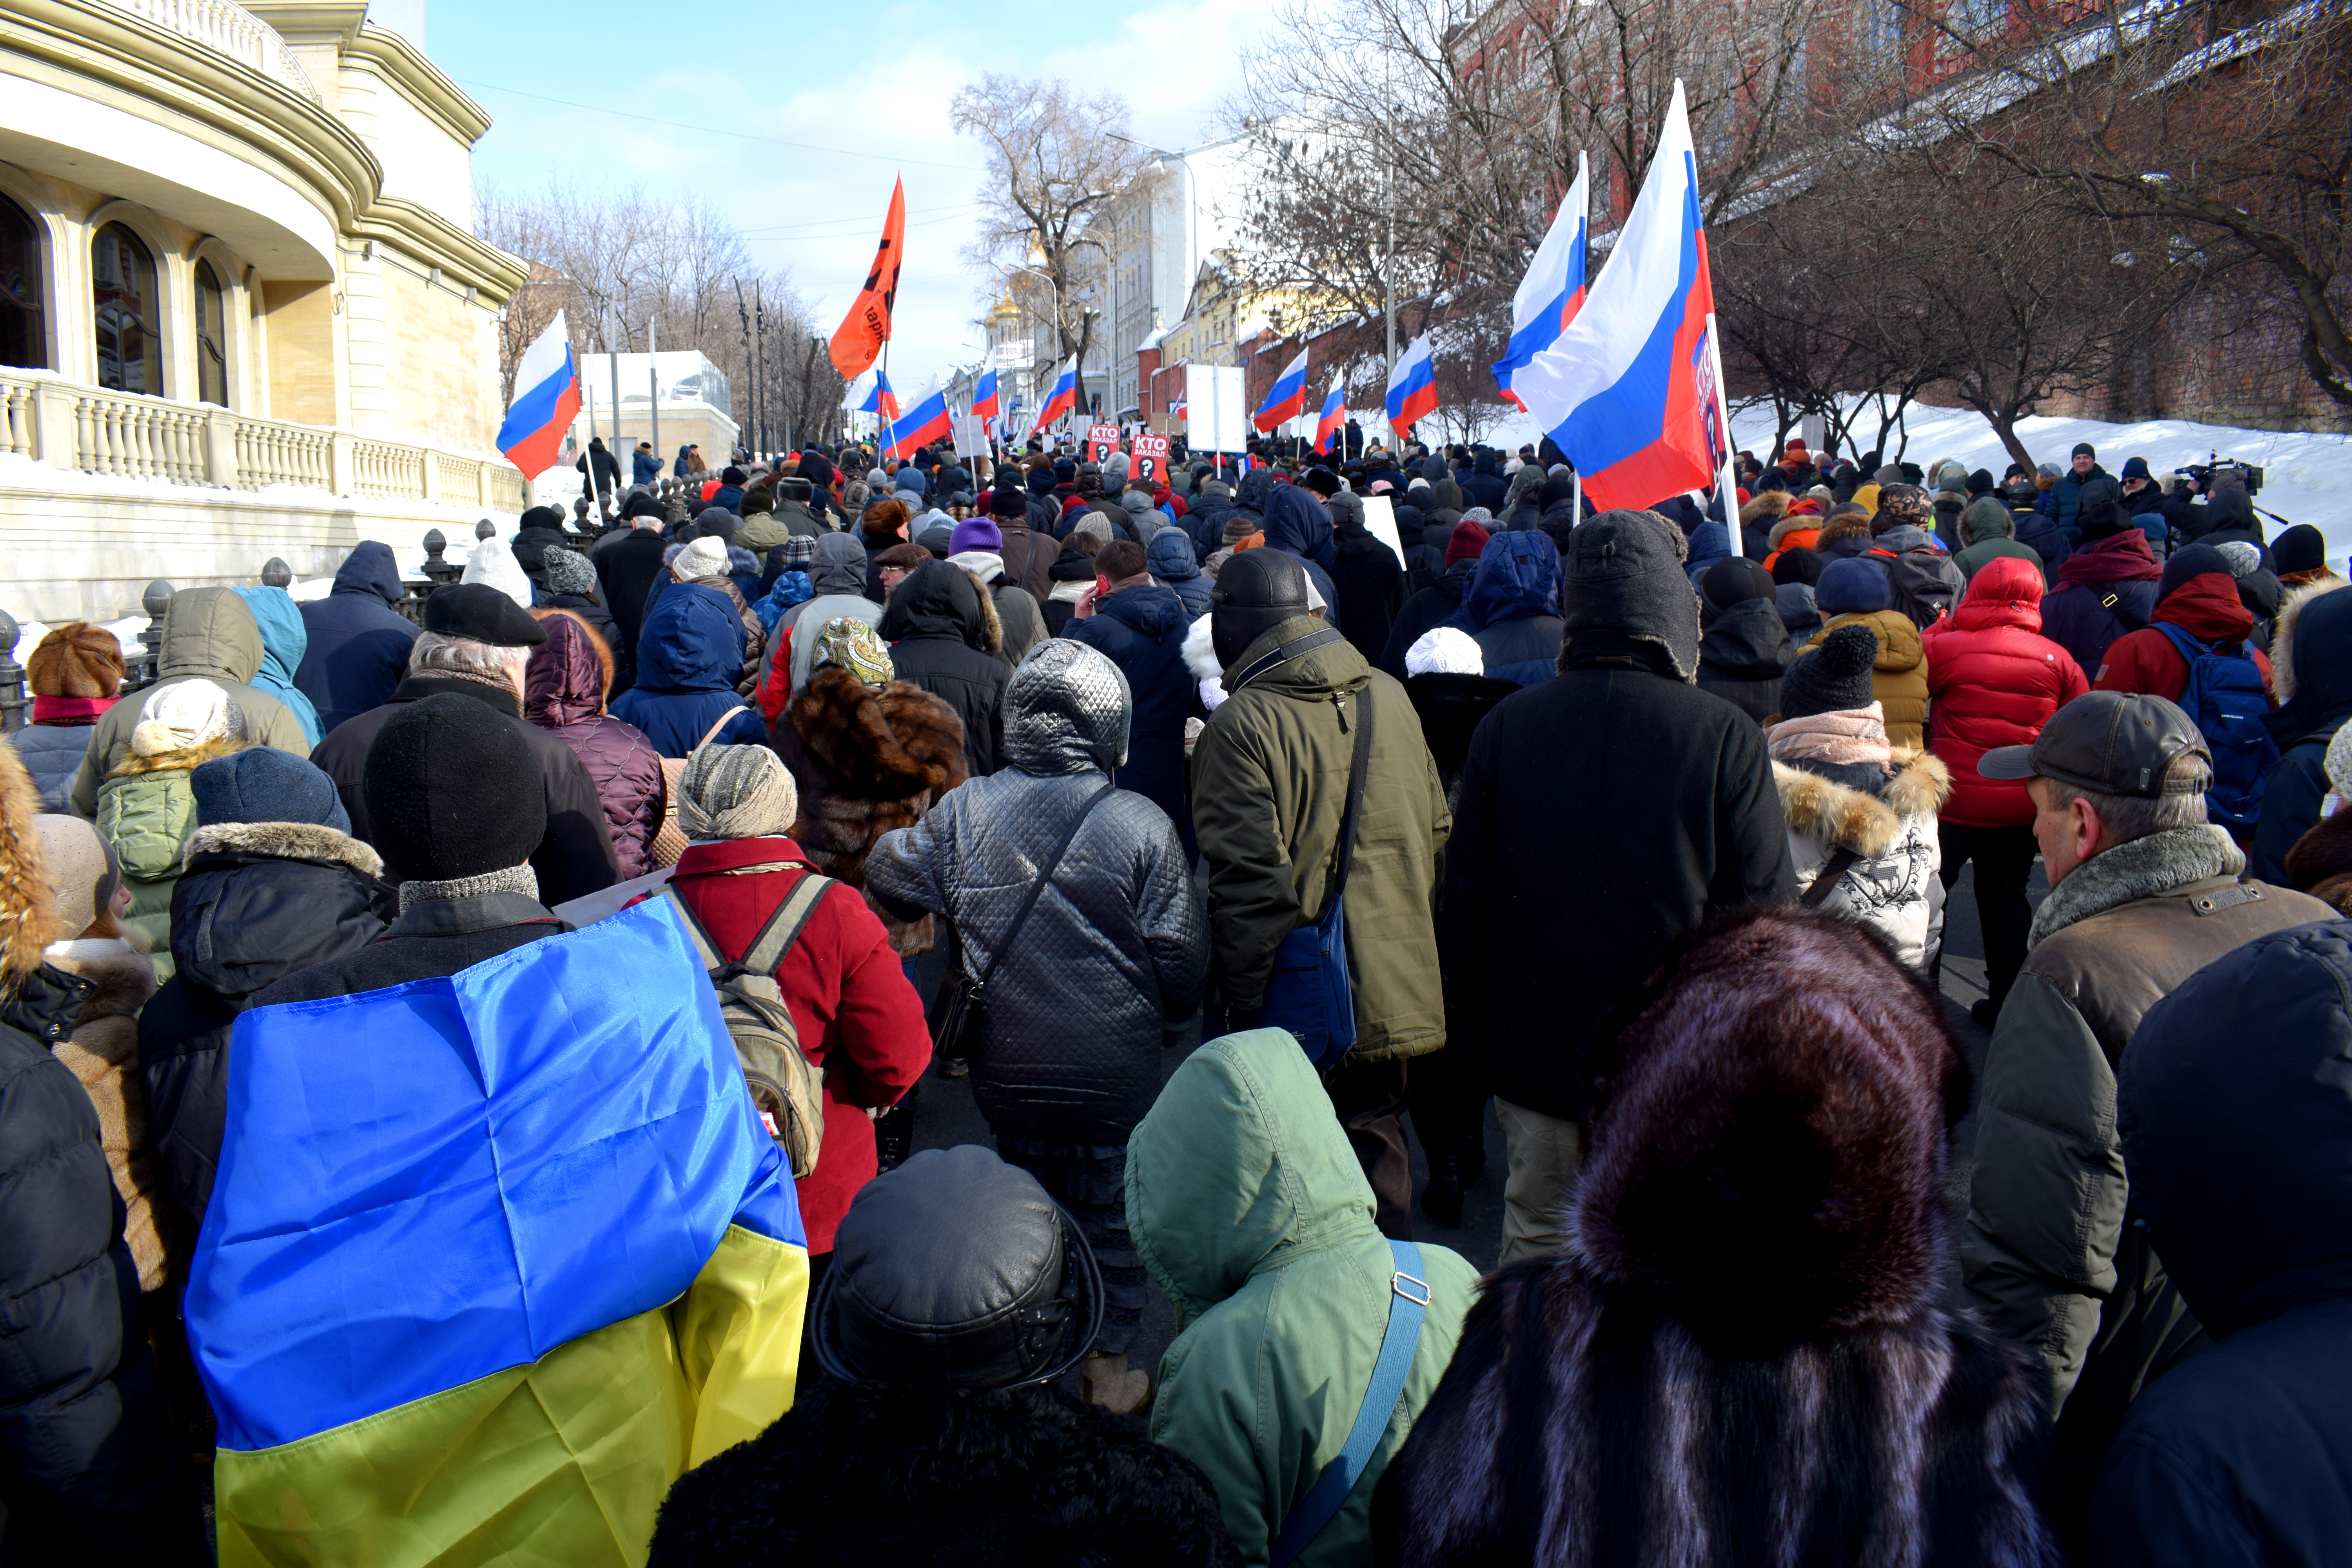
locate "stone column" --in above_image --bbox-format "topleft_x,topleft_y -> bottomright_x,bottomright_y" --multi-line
29,381 -> 76,467
203,408 -> 239,487
329,431 -> 355,496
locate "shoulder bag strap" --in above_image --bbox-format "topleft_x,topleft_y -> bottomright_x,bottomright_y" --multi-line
737,872 -> 835,977
659,885 -> 728,973
1314,686 -> 1377,922
1800,844 -> 1862,909
695,704 -> 750,751
1268,1240 -> 1431,1568
969,782 -> 1117,992
1229,625 -> 1347,693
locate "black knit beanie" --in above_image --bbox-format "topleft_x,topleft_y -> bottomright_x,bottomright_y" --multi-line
1771,545 -> 1825,587
1780,624 -> 1879,719
361,693 -> 545,882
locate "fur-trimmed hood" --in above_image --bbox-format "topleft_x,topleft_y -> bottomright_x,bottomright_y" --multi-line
180,819 -> 383,878
102,735 -> 243,781
1740,490 -> 1791,527
42,935 -> 156,1024
1774,752 -> 1951,855
1768,512 -> 1821,554
2269,577 -> 2350,708
788,666 -> 966,800
2029,824 -> 2241,949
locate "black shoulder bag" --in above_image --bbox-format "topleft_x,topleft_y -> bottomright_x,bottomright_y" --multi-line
926,782 -> 1117,1062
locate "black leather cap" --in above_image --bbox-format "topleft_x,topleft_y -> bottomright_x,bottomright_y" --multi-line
1979,690 -> 2209,798
1209,548 -> 1310,669
813,1145 -> 1102,1389
421,583 -> 546,647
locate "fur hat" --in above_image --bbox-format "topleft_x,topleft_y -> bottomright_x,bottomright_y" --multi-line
361,692 -> 545,882
1557,510 -> 1699,681
672,535 -> 731,582
191,746 -> 350,834
1573,904 -> 1959,1337
540,547 -> 599,599
678,743 -> 798,842
26,623 -> 124,699
1781,623 -> 1879,719
132,680 -> 243,757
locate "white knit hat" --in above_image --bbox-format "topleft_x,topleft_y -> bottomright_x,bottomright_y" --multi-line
131,679 -> 242,756
673,535 -> 731,582
1406,626 -> 1485,677
461,525 -> 534,609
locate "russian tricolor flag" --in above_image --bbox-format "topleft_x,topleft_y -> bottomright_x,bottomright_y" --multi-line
1313,384 -> 1347,455
1512,80 -> 1731,515
884,376 -> 952,460
1386,334 -> 1439,439
495,312 -> 581,478
858,370 -> 898,420
1252,347 -> 1311,432
971,368 -> 1000,421
1029,360 -> 1077,437
1493,152 -> 1590,410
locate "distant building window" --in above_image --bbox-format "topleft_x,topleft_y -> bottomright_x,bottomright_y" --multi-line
1953,0 -> 2006,38
194,258 -> 228,407
1866,0 -> 1902,55
93,222 -> 162,396
0,196 -> 42,370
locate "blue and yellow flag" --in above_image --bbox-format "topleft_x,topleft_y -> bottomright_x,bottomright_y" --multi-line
186,898 -> 807,1567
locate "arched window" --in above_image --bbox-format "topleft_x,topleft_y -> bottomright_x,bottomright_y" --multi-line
0,195 -> 42,371
194,258 -> 228,407
93,221 -> 162,396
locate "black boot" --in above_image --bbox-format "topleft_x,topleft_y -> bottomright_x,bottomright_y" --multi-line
1456,1129 -> 1486,1191
1420,1142 -> 1464,1229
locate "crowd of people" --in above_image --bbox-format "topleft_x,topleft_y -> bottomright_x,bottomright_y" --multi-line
1,424 -> 2345,1567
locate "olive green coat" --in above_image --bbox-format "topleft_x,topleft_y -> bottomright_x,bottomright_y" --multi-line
1187,617 -> 1450,1062
1129,1030 -> 1478,1567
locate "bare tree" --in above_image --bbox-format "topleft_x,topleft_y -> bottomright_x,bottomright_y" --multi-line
1904,0 -> 2352,413
951,74 -> 1150,418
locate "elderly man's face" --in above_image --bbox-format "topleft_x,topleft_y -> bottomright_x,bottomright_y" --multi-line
879,564 -> 911,596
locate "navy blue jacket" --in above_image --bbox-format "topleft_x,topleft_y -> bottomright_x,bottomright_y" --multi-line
1147,530 -> 1211,619
2089,922 -> 2352,1568
1449,530 -> 1563,677
1259,485 -> 1344,634
611,583 -> 767,757
1064,582 -> 1192,830
295,542 -> 419,736
2254,585 -> 2352,884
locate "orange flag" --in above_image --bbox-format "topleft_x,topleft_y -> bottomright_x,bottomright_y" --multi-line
828,176 -> 906,380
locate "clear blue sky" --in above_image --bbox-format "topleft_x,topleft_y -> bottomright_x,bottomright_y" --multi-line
428,0 -> 1265,394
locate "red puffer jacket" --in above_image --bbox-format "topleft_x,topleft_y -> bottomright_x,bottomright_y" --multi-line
1923,555 -> 2090,826
661,837 -> 932,1254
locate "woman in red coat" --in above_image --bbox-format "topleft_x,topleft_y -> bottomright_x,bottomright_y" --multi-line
659,744 -> 933,1279
1922,555 -> 2088,1026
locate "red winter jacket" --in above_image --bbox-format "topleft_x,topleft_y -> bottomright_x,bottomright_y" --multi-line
661,836 -> 932,1254
1922,556 -> 2090,827
2093,573 -> 2273,704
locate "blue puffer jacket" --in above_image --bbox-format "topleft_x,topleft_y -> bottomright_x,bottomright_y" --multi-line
610,583 -> 768,757
1449,530 -> 1563,681
1148,530 -> 1212,619
1064,581 -> 1193,829
7,723 -> 100,813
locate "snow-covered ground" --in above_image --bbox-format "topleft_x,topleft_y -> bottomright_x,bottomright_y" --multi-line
1474,398 -> 2352,557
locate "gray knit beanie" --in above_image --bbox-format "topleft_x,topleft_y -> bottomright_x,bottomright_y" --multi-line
678,744 -> 799,842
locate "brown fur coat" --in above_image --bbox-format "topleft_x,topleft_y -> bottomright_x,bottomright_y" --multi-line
773,666 -> 968,956
47,937 -> 172,1290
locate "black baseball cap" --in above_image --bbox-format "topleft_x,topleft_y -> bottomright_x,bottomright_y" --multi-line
1978,691 -> 2209,799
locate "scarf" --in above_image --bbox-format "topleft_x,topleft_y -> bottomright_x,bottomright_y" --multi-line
1766,705 -> 1891,768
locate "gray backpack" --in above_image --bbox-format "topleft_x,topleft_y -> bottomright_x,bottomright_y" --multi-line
664,874 -> 832,1178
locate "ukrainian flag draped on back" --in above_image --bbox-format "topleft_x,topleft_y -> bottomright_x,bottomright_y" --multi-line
186,898 -> 807,1566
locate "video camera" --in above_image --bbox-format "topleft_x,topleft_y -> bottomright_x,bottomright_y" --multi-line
2174,451 -> 2264,497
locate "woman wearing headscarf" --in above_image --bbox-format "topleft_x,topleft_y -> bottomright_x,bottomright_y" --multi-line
232,585 -> 323,746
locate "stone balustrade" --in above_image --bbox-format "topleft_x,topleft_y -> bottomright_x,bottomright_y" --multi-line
0,368 -> 525,512
102,0 -> 323,103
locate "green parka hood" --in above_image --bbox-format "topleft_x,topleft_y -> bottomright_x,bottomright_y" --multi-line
1128,1028 -> 1378,1326
157,585 -> 265,684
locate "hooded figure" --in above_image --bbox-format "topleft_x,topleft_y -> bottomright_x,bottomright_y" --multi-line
69,587 -> 310,817
867,642 -> 1206,1404
877,560 -> 1007,779
1377,907 -> 2060,1565
2086,923 -> 2352,1566
232,586 -> 324,746
1695,556 -> 1793,724
759,533 -> 884,721
294,542 -> 419,735
1065,543 -> 1194,831
96,681 -> 248,970
525,610 -> 666,879
2041,518 -> 2163,680
1327,495 -> 1407,662
136,747 -> 388,1244
2252,580 -> 2352,883
1440,509 -> 1795,1264
1773,545 -> 1826,642
1955,494 -> 2047,585
1147,528 -> 1212,619
1127,1029 -> 1479,1567
610,584 -> 768,759
1449,530 -> 1564,688
1258,484 -> 1345,632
